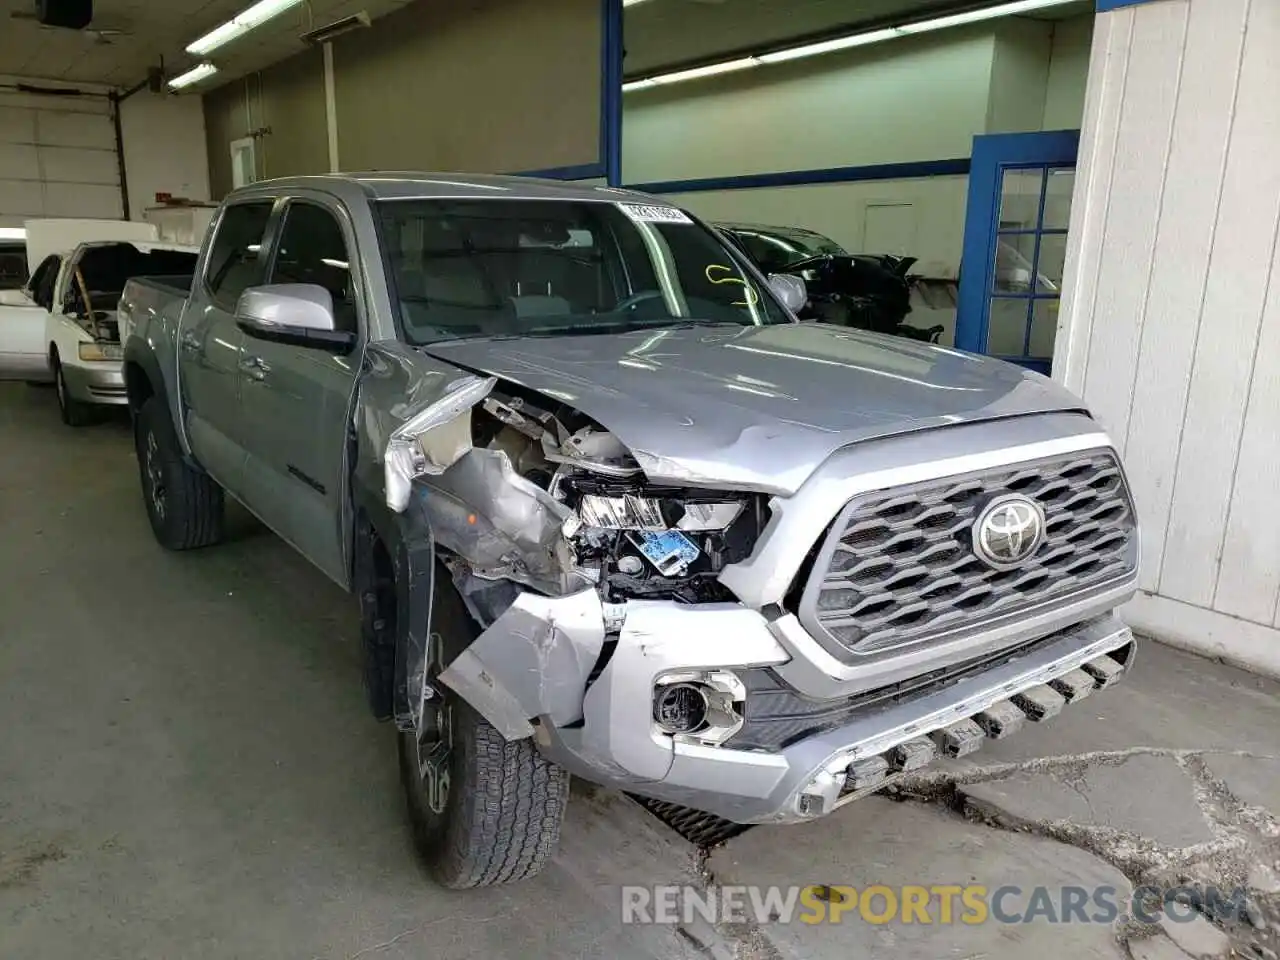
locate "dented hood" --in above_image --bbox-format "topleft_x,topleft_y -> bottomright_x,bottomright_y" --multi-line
422,322 -> 1085,496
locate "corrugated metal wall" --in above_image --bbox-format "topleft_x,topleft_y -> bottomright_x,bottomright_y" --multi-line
1056,0 -> 1280,676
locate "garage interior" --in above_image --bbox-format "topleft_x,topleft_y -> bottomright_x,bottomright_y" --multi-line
2,0 -> 1278,958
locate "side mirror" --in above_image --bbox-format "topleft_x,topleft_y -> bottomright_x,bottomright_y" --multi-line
768,273 -> 808,314
235,283 -> 354,352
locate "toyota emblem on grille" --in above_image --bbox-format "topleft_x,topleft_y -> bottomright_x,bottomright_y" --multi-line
972,494 -> 1046,569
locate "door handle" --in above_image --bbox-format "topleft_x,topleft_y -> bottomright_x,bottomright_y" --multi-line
180,331 -> 201,353
238,355 -> 270,381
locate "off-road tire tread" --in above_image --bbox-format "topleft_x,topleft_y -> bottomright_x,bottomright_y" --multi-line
137,397 -> 224,550
400,568 -> 568,888
432,704 -> 568,888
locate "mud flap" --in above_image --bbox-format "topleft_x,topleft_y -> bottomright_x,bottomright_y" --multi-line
438,589 -> 606,740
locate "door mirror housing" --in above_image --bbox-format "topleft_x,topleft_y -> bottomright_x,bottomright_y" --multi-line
235,283 -> 354,351
768,273 -> 808,314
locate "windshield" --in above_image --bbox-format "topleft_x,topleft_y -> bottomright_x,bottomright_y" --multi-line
376,198 -> 791,345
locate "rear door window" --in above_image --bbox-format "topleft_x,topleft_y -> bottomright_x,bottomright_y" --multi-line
205,201 -> 274,308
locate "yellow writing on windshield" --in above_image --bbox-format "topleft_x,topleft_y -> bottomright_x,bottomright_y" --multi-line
705,264 -> 758,307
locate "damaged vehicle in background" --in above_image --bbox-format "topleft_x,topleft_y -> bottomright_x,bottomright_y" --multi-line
717,220 -> 946,343
121,175 -> 1141,889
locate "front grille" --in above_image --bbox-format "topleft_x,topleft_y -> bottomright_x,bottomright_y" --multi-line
797,449 -> 1137,661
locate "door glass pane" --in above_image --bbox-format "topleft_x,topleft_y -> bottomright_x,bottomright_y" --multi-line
1043,169 -> 1075,230
1029,298 -> 1060,358
270,203 -> 357,333
205,202 -> 274,307
988,298 -> 1031,355
998,169 -> 1044,229
1036,233 -> 1067,293
993,234 -> 1038,294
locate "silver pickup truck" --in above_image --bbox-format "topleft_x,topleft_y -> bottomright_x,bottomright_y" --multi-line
120,174 -> 1139,889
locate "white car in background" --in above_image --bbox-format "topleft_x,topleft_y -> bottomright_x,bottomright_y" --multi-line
0,220 -> 198,425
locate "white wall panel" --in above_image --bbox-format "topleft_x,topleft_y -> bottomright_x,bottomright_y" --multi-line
119,92 -> 211,221
1119,0 -> 1245,592
1159,1 -> 1280,606
1215,243 -> 1280,626
1054,12 -> 1134,394
1059,0 -> 1280,677
1076,1 -> 1186,445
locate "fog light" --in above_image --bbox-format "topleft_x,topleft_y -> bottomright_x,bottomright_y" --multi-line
652,670 -> 746,745
653,683 -> 709,734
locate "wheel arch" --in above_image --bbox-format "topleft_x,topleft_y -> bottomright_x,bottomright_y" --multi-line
122,341 -> 166,419
352,481 -> 438,728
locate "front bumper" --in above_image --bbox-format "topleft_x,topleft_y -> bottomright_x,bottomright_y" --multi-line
439,588 -> 1135,825
61,359 -> 127,405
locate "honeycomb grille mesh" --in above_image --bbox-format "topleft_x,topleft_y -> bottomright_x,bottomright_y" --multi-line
800,450 -> 1136,659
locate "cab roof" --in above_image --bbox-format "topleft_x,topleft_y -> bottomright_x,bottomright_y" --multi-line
230,172 -> 662,205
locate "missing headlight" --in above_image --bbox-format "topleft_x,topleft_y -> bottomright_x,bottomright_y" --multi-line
558,472 -> 767,604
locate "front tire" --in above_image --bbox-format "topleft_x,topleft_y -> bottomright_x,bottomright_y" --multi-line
398,566 -> 568,888
135,396 -> 224,550
53,356 -> 94,427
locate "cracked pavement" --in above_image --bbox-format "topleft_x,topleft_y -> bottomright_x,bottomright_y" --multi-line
700,643 -> 1280,959
1,384 -> 1277,959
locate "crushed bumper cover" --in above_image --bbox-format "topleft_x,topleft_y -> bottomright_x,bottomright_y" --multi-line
439,589 -> 1135,825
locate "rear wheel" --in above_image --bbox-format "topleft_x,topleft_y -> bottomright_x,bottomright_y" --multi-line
135,396 -> 224,550
53,355 -> 94,427
397,565 -> 568,888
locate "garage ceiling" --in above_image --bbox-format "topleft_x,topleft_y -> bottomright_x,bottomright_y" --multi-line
624,0 -> 1094,76
0,0 -> 413,89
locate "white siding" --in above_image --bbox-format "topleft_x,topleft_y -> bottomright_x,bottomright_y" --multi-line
1057,0 -> 1280,677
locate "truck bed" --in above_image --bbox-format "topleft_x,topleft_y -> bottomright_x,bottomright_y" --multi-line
118,275 -> 194,359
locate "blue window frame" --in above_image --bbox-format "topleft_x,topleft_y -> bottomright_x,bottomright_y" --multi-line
956,130 -> 1079,376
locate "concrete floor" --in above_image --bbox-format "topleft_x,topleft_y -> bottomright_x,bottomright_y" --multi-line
1,382 -> 1276,960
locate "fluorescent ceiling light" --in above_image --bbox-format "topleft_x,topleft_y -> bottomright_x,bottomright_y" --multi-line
897,0 -> 1075,32
623,0 -> 654,5
0,227 -> 25,241
624,57 -> 760,91
168,63 -> 219,89
186,0 -> 305,55
624,0 -> 1078,90
757,28 -> 904,63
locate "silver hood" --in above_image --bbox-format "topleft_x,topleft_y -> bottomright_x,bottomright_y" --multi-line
422,322 -> 1085,496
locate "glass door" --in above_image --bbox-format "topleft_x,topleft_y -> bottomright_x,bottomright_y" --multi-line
956,131 -> 1080,376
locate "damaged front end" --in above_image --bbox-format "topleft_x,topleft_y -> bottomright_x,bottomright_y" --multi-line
378,368 -> 773,746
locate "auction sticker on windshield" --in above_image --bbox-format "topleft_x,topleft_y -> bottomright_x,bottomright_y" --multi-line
617,203 -> 692,225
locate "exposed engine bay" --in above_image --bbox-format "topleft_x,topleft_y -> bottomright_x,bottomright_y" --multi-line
387,376 -> 768,625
